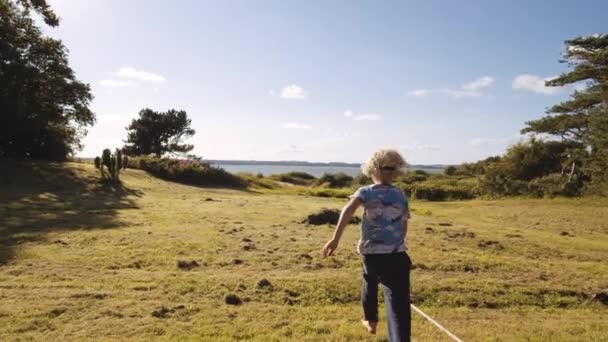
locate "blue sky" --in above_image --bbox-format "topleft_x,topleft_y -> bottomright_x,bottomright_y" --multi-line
44,0 -> 606,164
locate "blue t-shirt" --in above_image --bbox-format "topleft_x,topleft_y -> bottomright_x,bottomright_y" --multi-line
352,184 -> 410,254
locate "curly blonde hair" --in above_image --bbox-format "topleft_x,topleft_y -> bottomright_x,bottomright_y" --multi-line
361,149 -> 408,183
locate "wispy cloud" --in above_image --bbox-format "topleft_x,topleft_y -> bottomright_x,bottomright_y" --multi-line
280,84 -> 307,99
512,74 -> 562,95
408,76 -> 495,99
99,79 -> 137,87
400,143 -> 441,151
116,67 -> 166,83
282,122 -> 312,129
100,67 -> 166,88
469,134 -> 522,147
344,110 -> 382,121
275,144 -> 304,155
406,89 -> 430,97
462,76 -> 495,91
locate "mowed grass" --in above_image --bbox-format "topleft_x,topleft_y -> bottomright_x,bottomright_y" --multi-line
0,161 -> 607,341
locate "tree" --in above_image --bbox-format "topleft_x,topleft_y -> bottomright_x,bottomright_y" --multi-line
0,0 -> 94,160
123,108 -> 196,157
522,34 -> 608,192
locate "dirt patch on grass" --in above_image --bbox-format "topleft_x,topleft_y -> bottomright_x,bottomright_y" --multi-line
301,208 -> 361,225
71,292 -> 107,300
48,307 -> 67,318
477,240 -> 505,250
593,292 -> 608,305
225,293 -> 242,306
177,260 -> 200,270
256,278 -> 273,289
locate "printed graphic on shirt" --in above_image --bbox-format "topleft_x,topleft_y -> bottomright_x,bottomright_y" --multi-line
352,184 -> 410,254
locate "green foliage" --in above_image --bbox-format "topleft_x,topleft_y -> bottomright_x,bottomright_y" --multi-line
522,34 -> 608,193
478,139 -> 584,197
94,156 -> 101,170
400,170 -> 430,184
270,172 -> 316,186
455,156 -> 501,176
444,166 -> 457,176
352,173 -> 371,186
235,172 -> 278,189
129,156 -> 246,188
123,108 -> 195,158
316,172 -> 354,188
0,0 -> 94,160
399,178 -> 477,201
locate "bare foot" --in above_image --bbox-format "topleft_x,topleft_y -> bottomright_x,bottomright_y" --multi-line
361,320 -> 377,334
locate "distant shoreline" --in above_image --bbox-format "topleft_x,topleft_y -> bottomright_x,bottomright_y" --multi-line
205,159 -> 446,171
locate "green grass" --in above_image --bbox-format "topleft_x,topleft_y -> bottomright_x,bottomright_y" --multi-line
0,160 -> 607,341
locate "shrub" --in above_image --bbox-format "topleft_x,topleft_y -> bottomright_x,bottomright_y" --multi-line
236,172 -> 278,189
353,174 -> 371,186
400,182 -> 476,201
270,172 -> 317,186
129,156 -> 246,188
527,173 -> 581,197
316,172 -> 354,188
444,166 -> 457,176
400,170 -> 430,184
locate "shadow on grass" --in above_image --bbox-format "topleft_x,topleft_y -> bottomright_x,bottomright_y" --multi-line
0,160 -> 142,265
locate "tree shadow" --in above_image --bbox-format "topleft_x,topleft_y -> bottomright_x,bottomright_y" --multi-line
0,160 -> 142,265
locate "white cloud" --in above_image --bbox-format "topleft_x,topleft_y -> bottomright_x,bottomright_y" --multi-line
99,79 -> 137,87
407,89 -> 430,97
400,143 -> 441,151
408,76 -> 494,99
275,144 -> 304,155
512,74 -> 562,95
469,134 -> 522,147
439,89 -> 482,98
343,110 -> 381,121
282,122 -> 312,130
468,138 -> 495,146
462,76 -> 495,91
353,113 -> 381,121
116,67 -> 166,83
280,84 -> 307,99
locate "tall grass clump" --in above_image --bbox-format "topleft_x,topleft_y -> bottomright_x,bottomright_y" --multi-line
315,172 -> 354,188
269,172 -> 317,186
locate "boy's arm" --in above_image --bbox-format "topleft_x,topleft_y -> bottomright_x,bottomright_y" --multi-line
322,197 -> 362,257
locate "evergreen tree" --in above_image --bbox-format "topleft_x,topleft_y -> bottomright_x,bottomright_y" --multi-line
522,34 -> 608,192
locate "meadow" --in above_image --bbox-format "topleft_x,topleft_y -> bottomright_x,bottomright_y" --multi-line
0,161 -> 607,341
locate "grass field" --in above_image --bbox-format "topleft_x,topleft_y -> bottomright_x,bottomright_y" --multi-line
1,161 -> 607,341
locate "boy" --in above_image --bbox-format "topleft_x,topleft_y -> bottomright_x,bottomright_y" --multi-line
322,149 -> 412,342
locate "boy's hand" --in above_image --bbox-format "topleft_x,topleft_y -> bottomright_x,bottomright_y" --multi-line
322,239 -> 339,257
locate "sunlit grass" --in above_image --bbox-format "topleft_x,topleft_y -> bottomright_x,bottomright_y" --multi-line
0,161 -> 606,341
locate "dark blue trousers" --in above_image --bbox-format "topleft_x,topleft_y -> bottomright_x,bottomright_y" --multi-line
361,252 -> 411,342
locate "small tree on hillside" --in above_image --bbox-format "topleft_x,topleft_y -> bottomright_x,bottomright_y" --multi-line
123,108 -> 195,157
